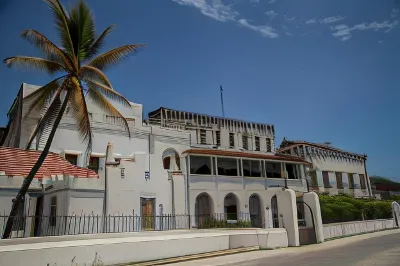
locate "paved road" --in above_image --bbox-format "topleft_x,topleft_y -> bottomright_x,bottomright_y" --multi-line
171,230 -> 400,266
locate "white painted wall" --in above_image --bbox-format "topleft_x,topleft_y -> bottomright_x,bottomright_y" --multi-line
323,219 -> 396,239
0,229 -> 288,265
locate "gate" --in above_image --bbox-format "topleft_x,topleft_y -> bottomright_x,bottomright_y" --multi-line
296,201 -> 317,245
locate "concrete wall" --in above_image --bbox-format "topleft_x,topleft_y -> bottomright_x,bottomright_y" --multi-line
0,229 -> 288,266
323,219 -> 396,240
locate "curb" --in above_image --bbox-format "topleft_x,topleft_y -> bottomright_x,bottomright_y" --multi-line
121,246 -> 260,266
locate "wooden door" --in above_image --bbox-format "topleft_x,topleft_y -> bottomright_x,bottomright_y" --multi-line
141,198 -> 155,230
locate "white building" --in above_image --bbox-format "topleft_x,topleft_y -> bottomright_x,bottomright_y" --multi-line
278,138 -> 372,198
0,84 -> 324,243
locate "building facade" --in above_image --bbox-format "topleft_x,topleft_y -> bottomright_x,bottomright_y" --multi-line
278,138 -> 372,198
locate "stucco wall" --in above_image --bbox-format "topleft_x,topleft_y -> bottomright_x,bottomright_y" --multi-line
0,229 -> 288,265
323,219 -> 396,240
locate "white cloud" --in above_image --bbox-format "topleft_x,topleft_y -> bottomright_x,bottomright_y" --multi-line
284,15 -> 295,22
265,10 -> 278,19
237,19 -> 279,38
250,0 -> 260,3
268,0 -> 277,3
331,20 -> 399,41
378,40 -> 384,44
391,8 -> 399,18
320,16 -> 345,24
305,18 -> 317,24
172,0 -> 238,22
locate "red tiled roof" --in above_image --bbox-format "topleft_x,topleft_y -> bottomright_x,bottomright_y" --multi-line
182,149 -> 311,165
0,147 -> 98,179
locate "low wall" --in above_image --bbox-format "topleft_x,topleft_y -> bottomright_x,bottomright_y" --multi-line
323,219 -> 395,240
0,229 -> 288,265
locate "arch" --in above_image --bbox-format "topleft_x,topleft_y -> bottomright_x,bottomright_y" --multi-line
224,193 -> 239,221
162,148 -> 180,170
195,193 -> 213,228
271,195 -> 279,228
249,193 -> 262,228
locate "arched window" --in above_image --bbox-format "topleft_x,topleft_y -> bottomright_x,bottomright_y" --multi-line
162,149 -> 180,170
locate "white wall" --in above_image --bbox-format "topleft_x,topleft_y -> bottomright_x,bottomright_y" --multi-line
0,229 -> 288,266
323,219 -> 396,239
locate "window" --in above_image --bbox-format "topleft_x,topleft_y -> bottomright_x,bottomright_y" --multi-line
229,133 -> 235,148
190,156 -> 211,175
266,138 -> 272,152
348,173 -> 355,189
310,170 -> 318,187
359,174 -> 367,189
242,135 -> 248,150
216,131 -> 221,146
285,163 -> 300,179
198,129 -> 207,144
217,157 -> 238,176
255,136 -> 260,151
88,156 -> 100,173
265,162 -> 282,178
163,157 -> 171,170
162,149 -> 181,170
322,171 -> 330,188
50,196 -> 57,226
336,172 -> 344,189
243,160 -> 262,177
65,154 -> 78,165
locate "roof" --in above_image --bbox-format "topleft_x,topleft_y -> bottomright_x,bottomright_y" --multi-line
182,149 -> 311,165
0,147 -> 98,179
148,107 -> 274,128
278,138 -> 366,158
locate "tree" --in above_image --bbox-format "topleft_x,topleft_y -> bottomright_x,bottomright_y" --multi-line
2,0 -> 145,238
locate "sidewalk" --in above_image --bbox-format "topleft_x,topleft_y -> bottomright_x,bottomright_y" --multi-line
167,229 -> 400,266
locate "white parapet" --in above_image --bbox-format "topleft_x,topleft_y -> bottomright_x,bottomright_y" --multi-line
0,229 -> 288,265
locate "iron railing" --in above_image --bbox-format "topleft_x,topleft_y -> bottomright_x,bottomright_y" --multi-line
0,213 -> 263,239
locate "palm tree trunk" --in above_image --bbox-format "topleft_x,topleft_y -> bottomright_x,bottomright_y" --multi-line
2,89 -> 71,239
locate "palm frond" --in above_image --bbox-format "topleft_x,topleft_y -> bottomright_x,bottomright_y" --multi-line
21,29 -> 73,70
85,25 -> 115,60
80,65 -> 113,88
3,56 -> 66,74
84,79 -> 131,107
88,44 -> 146,71
87,84 -> 131,137
68,0 -> 95,62
26,94 -> 62,149
44,0 -> 76,62
24,75 -> 66,117
69,77 -> 93,147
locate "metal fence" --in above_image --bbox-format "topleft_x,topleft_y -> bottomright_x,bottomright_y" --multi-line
0,214 -> 190,239
0,213 -> 261,239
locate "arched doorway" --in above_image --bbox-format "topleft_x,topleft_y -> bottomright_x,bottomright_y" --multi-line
271,195 -> 279,228
224,193 -> 238,221
195,193 -> 212,228
249,194 -> 262,228
162,149 -> 180,171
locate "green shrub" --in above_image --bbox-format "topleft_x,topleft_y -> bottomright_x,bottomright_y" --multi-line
319,194 -> 392,224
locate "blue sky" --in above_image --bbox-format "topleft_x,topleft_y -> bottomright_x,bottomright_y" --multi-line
0,0 -> 399,179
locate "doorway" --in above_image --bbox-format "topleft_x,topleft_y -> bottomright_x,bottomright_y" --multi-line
249,194 -> 262,228
271,195 -> 279,228
141,198 -> 155,230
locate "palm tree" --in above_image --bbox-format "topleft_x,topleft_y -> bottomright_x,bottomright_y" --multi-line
2,0 -> 145,238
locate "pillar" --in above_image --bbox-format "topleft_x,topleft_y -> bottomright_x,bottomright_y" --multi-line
303,192 -> 324,243
277,189 -> 299,247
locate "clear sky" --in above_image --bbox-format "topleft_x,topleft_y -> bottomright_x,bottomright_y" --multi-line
0,0 -> 399,179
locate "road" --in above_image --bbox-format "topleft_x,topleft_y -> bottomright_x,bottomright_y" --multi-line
170,230 -> 400,266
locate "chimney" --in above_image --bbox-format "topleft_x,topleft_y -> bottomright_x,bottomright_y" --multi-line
105,142 -> 115,164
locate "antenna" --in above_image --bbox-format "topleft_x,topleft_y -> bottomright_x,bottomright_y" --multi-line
220,85 -> 225,117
